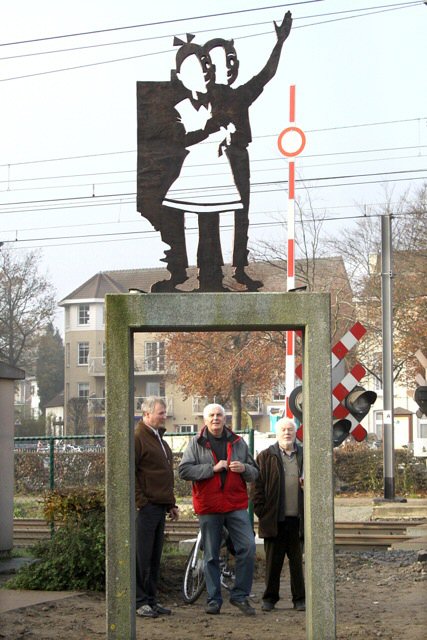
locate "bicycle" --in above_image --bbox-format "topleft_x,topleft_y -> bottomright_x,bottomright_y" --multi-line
182,527 -> 235,604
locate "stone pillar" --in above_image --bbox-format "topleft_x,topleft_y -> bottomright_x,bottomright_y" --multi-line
0,362 -> 25,554
304,309 -> 336,639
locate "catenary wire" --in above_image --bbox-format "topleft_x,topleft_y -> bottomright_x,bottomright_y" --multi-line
4,208 -> 425,252
0,2 -> 422,82
1,117 -> 424,168
0,2 -> 419,60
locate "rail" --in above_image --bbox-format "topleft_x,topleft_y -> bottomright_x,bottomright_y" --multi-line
13,518 -> 426,548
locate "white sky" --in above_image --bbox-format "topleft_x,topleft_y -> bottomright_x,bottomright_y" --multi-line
1,1 -> 426,331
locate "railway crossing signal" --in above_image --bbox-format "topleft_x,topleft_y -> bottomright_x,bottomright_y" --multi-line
289,322 -> 377,446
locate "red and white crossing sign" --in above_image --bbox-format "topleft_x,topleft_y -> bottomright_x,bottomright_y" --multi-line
331,322 -> 366,368
292,322 -> 374,443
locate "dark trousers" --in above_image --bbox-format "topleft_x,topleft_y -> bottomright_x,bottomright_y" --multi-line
263,517 -> 305,605
136,503 -> 167,608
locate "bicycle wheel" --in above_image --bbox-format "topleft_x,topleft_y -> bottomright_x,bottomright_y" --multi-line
219,548 -> 235,592
182,534 -> 206,604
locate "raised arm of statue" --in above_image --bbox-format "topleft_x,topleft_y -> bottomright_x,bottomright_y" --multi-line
248,10 -> 292,92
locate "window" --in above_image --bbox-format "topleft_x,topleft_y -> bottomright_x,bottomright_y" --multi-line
272,382 -> 286,401
144,341 -> 165,372
78,304 -> 90,325
65,307 -> 70,329
418,420 -> 427,439
78,342 -> 89,365
374,411 -> 384,440
78,383 -> 89,398
178,424 -> 196,434
102,342 -> 106,366
66,343 -> 70,367
145,381 -> 165,396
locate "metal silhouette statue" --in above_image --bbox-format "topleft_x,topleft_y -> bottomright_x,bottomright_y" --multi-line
137,11 -> 292,292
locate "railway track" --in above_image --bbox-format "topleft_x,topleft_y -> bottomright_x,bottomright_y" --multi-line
13,518 -> 426,550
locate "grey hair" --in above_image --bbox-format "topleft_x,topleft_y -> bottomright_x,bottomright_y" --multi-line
141,396 -> 166,415
203,403 -> 225,421
276,417 -> 296,430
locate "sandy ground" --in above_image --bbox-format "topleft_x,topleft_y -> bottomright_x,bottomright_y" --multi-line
0,550 -> 426,639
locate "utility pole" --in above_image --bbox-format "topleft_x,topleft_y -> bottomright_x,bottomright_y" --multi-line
381,213 -> 395,499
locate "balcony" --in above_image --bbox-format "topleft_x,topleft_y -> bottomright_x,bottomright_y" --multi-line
88,357 -> 105,376
134,396 -> 173,416
85,396 -> 173,416
88,397 -> 105,414
88,356 -> 166,376
192,395 -> 262,415
134,357 -> 166,375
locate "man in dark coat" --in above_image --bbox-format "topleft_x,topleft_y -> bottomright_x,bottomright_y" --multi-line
134,396 -> 178,618
252,417 -> 305,612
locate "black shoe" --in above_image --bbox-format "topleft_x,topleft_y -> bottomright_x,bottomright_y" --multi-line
153,604 -> 171,615
206,601 -> 221,615
261,600 -> 275,612
294,599 -> 305,611
136,604 -> 159,618
230,598 -> 256,616
233,269 -> 263,291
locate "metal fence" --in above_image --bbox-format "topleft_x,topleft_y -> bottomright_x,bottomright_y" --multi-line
14,435 -> 105,493
14,430 -> 261,493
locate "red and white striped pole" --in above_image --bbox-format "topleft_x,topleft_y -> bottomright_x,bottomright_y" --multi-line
278,86 -> 306,420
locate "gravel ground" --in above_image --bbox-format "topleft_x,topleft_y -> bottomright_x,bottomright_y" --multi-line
1,549 -> 426,639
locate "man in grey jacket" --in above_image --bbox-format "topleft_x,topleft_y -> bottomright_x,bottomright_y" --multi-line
179,403 -> 258,615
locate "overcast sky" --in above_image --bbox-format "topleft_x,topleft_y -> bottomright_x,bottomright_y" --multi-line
1,0 -> 426,330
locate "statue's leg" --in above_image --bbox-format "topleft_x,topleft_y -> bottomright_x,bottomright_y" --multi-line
151,207 -> 189,292
226,146 -> 263,291
197,213 -> 227,292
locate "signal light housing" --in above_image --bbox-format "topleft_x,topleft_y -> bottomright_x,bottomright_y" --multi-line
414,386 -> 427,417
332,419 -> 351,447
343,386 -> 377,421
288,385 -> 303,422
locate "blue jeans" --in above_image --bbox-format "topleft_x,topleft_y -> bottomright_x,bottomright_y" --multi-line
199,510 -> 255,605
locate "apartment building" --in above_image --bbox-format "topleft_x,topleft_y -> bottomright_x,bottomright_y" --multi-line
59,259 -> 354,436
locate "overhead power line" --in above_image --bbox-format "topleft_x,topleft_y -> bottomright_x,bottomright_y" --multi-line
0,2 -> 323,47
0,146 -> 425,194
0,2 -> 420,60
1,117 -> 425,169
1,1 -> 420,48
4,208 -> 425,252
1,168 -> 426,216
0,2 -> 422,82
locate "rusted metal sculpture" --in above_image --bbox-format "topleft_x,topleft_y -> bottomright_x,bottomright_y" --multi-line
137,11 -> 292,292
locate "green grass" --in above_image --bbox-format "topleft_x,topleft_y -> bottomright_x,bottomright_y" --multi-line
14,495 -> 45,519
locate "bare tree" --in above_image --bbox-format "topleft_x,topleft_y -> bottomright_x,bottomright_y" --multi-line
251,189 -> 355,342
329,185 -> 427,386
0,247 -> 56,369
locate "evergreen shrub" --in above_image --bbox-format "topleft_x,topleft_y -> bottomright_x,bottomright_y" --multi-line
7,489 -> 105,591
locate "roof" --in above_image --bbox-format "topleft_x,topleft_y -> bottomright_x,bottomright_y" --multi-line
45,391 -> 64,408
60,257 -> 351,302
394,406 -> 413,416
0,361 -> 25,381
